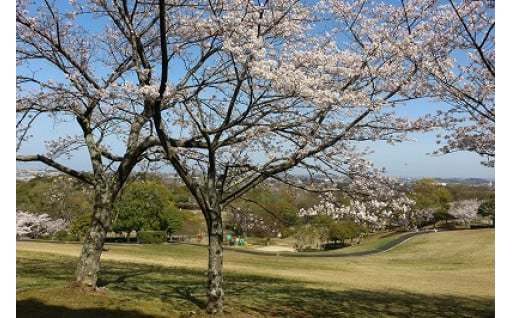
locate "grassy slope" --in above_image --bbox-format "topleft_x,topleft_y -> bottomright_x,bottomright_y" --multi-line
16,229 -> 495,317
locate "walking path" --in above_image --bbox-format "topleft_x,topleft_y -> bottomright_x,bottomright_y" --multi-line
219,230 -> 431,257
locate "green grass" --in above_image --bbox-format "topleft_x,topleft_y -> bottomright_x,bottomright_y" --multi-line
16,229 -> 495,317
242,230 -> 405,249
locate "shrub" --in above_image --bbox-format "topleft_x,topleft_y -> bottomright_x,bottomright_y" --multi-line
294,225 -> 326,251
69,212 -> 91,241
137,231 -> 167,244
55,230 -> 77,241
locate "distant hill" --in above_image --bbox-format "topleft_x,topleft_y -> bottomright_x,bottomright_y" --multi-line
433,177 -> 494,186
16,169 -> 494,187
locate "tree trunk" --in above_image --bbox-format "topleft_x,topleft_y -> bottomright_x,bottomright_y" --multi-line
205,210 -> 224,315
72,190 -> 112,290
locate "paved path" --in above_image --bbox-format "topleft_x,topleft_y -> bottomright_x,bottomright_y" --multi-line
218,230 -> 431,258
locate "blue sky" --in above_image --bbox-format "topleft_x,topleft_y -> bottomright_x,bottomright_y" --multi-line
367,134 -> 494,179
15,106 -> 495,180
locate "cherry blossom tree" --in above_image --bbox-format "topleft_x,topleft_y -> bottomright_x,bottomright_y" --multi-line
448,199 -> 479,227
299,177 -> 416,232
16,210 -> 68,239
149,0 -> 452,313
413,0 -> 495,166
398,206 -> 436,231
16,0 -> 161,290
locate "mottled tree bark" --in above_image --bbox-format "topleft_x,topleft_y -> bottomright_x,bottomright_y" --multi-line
72,189 -> 112,290
205,209 -> 224,315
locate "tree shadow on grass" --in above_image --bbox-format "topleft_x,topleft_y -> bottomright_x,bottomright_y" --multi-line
226,280 -> 495,318
16,256 -> 78,288
97,263 -> 496,318
17,258 -> 494,318
221,271 -> 494,318
96,262 -> 209,310
16,298 -> 163,318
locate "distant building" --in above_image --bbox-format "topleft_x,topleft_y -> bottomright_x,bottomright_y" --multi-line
16,169 -> 63,181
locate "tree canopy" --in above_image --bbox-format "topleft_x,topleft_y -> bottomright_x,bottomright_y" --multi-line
113,178 -> 184,234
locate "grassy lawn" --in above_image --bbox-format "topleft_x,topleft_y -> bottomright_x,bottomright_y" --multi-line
239,230 -> 411,254
16,229 -> 495,317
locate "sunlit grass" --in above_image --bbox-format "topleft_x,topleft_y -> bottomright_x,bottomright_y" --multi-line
17,229 -> 494,317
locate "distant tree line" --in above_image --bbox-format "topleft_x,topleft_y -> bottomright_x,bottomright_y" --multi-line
17,175 -> 494,243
